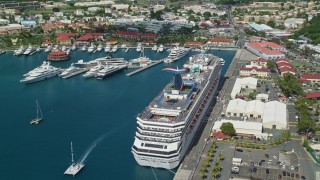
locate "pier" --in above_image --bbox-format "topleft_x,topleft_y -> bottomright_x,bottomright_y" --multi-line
125,48 -> 130,52
126,59 -> 164,76
62,67 -> 90,79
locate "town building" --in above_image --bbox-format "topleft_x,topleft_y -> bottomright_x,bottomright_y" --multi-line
239,66 -> 270,77
275,58 -> 295,76
245,42 -> 286,60
305,92 -> 320,99
284,18 -> 305,29
114,31 -> 158,41
184,41 -> 203,49
250,58 -> 268,68
0,24 -> 25,34
207,37 -> 235,47
21,20 -> 37,28
225,99 -> 288,130
300,74 -> 320,84
231,77 -> 258,99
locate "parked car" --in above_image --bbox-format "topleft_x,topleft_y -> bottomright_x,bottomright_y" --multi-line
236,149 -> 243,152
291,166 -> 294,171
265,154 -> 269,158
266,169 -> 269,174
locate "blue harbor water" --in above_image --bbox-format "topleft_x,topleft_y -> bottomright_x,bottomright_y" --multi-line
0,48 -> 235,180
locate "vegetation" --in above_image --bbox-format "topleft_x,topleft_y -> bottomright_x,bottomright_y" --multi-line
303,140 -> 314,152
220,122 -> 236,136
276,73 -> 304,97
295,97 -> 317,133
293,14 -> 320,44
247,90 -> 257,100
267,60 -> 276,72
244,28 -> 266,37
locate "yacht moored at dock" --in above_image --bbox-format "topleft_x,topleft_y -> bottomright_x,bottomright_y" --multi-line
45,45 -> 52,52
95,65 -> 126,80
104,44 -> 111,52
152,45 -> 158,51
87,43 -> 96,53
81,45 -> 87,51
23,45 -> 36,55
59,64 -> 81,77
14,45 -> 25,56
218,58 -> 225,65
157,44 -> 164,52
164,47 -> 190,63
75,56 -> 128,68
132,53 -> 222,169
136,43 -> 142,52
20,62 -> 63,84
0,49 -> 6,55
82,64 -> 104,78
97,44 -> 103,51
111,45 -> 118,52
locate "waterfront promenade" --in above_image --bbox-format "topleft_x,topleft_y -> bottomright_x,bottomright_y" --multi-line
174,49 -> 244,180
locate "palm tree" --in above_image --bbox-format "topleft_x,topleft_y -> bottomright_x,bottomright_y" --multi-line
211,169 -> 219,180
218,153 -> 224,161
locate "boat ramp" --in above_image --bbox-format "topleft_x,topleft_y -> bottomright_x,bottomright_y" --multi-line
126,59 -> 164,76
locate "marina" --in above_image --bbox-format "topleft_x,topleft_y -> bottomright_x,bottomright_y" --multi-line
126,59 -> 164,76
0,49 -> 235,180
61,67 -> 90,79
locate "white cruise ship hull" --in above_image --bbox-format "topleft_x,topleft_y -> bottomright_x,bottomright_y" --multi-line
132,64 -> 221,169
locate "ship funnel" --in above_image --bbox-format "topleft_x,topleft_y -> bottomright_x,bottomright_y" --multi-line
162,67 -> 188,90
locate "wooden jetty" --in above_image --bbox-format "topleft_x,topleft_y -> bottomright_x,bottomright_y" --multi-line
126,59 -> 164,76
62,67 -> 91,79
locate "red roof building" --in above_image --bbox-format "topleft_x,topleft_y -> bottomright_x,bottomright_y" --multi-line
56,35 -> 72,45
47,50 -> 69,61
278,66 -> 295,76
305,92 -> 320,99
245,42 -> 286,60
212,131 -> 229,140
240,66 -> 270,77
300,74 -> 320,83
276,61 -> 292,68
207,37 -> 235,46
184,41 -> 203,48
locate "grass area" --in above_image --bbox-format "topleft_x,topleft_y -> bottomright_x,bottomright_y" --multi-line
291,61 -> 305,67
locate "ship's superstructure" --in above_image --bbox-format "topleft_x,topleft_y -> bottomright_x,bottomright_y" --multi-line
132,53 -> 222,169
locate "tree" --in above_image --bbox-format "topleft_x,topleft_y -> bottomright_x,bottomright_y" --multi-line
267,60 -> 276,72
266,20 -> 276,28
220,122 -> 236,136
218,153 -> 224,161
277,73 -> 304,97
297,116 -> 316,133
52,7 -> 60,12
289,5 -> 295,10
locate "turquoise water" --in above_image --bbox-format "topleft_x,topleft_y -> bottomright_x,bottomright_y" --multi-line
0,48 -> 235,180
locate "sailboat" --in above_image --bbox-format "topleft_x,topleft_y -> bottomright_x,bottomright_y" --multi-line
30,100 -> 43,125
64,142 -> 85,176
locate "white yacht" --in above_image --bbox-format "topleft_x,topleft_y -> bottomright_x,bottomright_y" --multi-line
132,53 -> 222,169
61,46 -> 67,52
71,44 -> 76,51
152,45 -> 158,51
82,64 -> 104,78
111,45 -> 118,52
218,58 -> 225,65
64,142 -> 84,176
14,45 -> 25,55
136,43 -> 142,52
157,44 -> 164,52
87,43 -> 96,53
97,44 -> 103,51
104,44 -> 111,52
59,64 -> 80,77
23,45 -> 36,55
52,44 -> 59,51
164,47 -> 190,63
20,62 -> 63,84
81,45 -> 87,51
95,65 -> 126,80
0,49 -> 6,55
130,51 -> 152,67
45,46 -> 52,52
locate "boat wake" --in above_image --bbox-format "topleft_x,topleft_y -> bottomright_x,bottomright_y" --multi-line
77,130 -> 115,164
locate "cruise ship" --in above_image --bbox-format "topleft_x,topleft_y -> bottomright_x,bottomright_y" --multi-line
132,53 -> 222,169
20,62 -> 63,84
164,47 -> 190,63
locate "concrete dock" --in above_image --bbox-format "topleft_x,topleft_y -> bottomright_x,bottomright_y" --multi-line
174,48 -> 243,180
61,67 -> 90,79
126,59 -> 164,76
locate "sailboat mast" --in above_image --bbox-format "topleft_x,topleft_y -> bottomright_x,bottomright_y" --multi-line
71,142 -> 74,164
36,100 -> 39,118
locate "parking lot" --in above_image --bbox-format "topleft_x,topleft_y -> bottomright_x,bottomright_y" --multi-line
230,148 -> 301,180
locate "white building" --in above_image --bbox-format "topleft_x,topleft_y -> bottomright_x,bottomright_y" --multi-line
284,18 -> 305,29
212,119 -> 268,138
231,77 -> 258,99
225,99 -> 288,130
262,101 -> 288,129
112,4 -> 129,11
245,42 -> 286,60
153,5 -> 166,12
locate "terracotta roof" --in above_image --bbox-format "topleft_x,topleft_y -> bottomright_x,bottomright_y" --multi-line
301,74 -> 320,80
208,37 -> 233,43
252,58 -> 267,62
297,78 -> 309,83
77,34 -> 94,41
48,50 -> 67,55
57,35 -> 71,41
213,131 -> 228,139
305,92 -> 320,99
56,33 -> 78,37
275,58 -> 290,63
246,42 -> 285,55
115,31 -> 157,38
41,41 -> 53,44
240,66 -> 270,72
276,61 -> 292,68
278,66 -> 295,73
